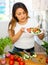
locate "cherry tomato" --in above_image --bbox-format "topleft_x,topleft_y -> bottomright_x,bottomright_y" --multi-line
33,28 -> 38,32
16,57 -> 23,62
19,61 -> 25,65
9,60 -> 14,65
46,57 -> 48,63
10,55 -> 14,60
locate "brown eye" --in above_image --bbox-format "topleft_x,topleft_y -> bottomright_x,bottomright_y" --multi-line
18,13 -> 21,15
23,12 -> 26,14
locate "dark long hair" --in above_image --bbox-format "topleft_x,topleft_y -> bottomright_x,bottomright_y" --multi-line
8,2 -> 28,30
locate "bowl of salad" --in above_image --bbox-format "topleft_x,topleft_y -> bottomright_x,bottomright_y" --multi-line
30,28 -> 43,35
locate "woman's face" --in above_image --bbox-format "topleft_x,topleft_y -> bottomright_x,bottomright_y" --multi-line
15,8 -> 27,22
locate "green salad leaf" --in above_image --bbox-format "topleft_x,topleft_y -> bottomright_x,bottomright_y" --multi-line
42,41 -> 48,55
0,37 -> 12,55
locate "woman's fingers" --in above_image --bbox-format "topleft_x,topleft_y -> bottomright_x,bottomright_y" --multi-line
20,28 -> 25,32
38,33 -> 44,40
26,28 -> 31,33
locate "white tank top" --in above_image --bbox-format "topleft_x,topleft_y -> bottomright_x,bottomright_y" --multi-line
14,18 -> 38,49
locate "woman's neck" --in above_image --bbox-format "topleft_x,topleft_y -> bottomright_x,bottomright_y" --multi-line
18,19 -> 28,25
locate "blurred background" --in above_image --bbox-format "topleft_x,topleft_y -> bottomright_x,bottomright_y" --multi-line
0,0 -> 48,42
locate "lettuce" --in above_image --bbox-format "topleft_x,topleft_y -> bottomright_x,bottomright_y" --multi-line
0,37 -> 12,55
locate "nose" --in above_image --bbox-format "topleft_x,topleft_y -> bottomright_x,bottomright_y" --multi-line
21,14 -> 24,17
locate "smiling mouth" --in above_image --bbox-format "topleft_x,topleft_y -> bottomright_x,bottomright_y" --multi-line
21,17 -> 25,20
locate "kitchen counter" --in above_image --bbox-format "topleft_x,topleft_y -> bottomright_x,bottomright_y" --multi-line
0,53 -> 47,65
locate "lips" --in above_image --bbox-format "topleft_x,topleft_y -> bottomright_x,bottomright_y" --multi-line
21,17 -> 25,20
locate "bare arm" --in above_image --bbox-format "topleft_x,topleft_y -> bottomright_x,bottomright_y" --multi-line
8,28 -> 25,43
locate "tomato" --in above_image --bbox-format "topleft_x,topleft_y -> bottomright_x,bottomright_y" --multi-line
19,61 -> 25,65
10,55 -> 14,60
16,57 -> 23,62
9,60 -> 14,65
33,28 -> 38,32
46,57 -> 48,63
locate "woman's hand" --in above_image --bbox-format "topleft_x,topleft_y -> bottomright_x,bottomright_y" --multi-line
20,28 -> 25,32
26,28 -> 31,33
38,33 -> 45,40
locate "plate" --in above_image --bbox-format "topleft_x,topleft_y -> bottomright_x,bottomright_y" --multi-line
31,29 -> 43,35
24,28 -> 43,35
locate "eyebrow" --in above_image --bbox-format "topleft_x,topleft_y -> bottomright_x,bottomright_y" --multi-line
16,11 -> 25,14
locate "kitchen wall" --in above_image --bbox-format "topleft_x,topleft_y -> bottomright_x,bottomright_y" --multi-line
0,21 -> 9,38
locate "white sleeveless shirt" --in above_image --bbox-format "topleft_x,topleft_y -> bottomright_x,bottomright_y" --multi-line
14,18 -> 38,49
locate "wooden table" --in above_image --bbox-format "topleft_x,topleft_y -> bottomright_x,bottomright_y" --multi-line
0,53 -> 47,65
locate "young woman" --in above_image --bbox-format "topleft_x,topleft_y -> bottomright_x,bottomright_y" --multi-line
8,2 -> 44,54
